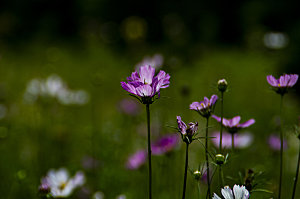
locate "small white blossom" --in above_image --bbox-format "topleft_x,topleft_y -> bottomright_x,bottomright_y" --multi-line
213,185 -> 249,199
41,168 -> 85,198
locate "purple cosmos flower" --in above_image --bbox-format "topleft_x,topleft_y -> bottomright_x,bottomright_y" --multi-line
177,116 -> 198,143
267,74 -> 298,95
121,65 -> 170,104
212,115 -> 255,134
151,134 -> 179,155
126,150 -> 147,170
211,131 -> 253,149
190,95 -> 218,118
268,134 -> 288,151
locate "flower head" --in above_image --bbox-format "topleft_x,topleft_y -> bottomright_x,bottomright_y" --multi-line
267,74 -> 298,95
190,95 -> 218,118
211,131 -> 253,149
135,54 -> 164,70
126,150 -> 147,170
212,115 -> 255,134
121,65 -> 170,104
177,116 -> 198,144
218,79 -> 228,92
268,134 -> 288,151
213,185 -> 250,199
40,168 -> 85,198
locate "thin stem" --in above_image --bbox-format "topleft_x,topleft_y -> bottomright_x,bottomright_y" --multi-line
205,117 -> 211,199
182,143 -> 189,199
278,95 -> 284,199
146,104 -> 152,199
291,140 -> 300,199
197,181 -> 201,199
219,91 -> 224,153
231,133 -> 235,151
218,165 -> 224,189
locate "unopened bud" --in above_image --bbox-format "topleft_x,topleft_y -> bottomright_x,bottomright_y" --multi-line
215,154 -> 225,165
218,79 -> 228,92
193,170 -> 202,180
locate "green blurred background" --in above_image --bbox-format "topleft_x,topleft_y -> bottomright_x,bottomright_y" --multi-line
0,0 -> 300,198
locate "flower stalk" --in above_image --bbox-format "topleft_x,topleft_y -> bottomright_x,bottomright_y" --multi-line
205,117 -> 211,199
278,95 -> 283,199
146,103 -> 152,199
182,143 -> 189,199
219,91 -> 224,153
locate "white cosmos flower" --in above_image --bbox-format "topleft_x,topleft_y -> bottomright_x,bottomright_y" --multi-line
42,168 -> 85,198
213,185 -> 249,199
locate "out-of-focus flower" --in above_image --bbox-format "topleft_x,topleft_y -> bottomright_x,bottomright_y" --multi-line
211,131 -> 253,149
93,191 -> 104,199
213,185 -> 250,199
212,115 -> 255,134
40,168 -> 85,198
267,74 -> 298,95
268,134 -> 288,151
190,95 -> 218,118
135,54 -> 164,70
121,65 -> 170,104
24,74 -> 89,105
116,194 -> 127,199
126,150 -> 147,170
117,98 -> 141,116
263,32 -> 289,49
151,134 -> 179,155
176,116 -> 198,144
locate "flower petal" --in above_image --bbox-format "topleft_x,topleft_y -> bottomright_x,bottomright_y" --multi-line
210,94 -> 218,105
221,186 -> 234,199
212,115 -> 221,122
136,84 -> 153,97
213,193 -> 222,199
266,75 -> 278,87
190,102 -> 201,111
230,116 -> 241,127
238,119 -> 255,128
139,65 -> 155,85
288,74 -> 298,87
177,116 -> 187,135
121,82 -> 137,95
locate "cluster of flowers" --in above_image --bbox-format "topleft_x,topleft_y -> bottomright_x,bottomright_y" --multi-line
121,64 -> 299,199
24,74 -> 89,105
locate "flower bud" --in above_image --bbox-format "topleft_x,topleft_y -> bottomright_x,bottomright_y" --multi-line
193,170 -> 202,180
215,154 -> 225,165
218,79 -> 228,92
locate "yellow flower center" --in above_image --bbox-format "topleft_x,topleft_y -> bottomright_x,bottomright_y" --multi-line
59,182 -> 67,190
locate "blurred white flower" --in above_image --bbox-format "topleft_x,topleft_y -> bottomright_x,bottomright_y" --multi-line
93,191 -> 104,199
24,74 -> 89,105
116,194 -> 126,199
40,168 -> 85,198
263,32 -> 289,49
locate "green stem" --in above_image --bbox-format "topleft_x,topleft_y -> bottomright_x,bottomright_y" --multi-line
205,117 -> 211,199
279,95 -> 284,199
146,104 -> 152,199
182,143 -> 189,199
219,91 -> 224,153
219,165 -> 224,189
291,140 -> 300,199
197,181 -> 201,199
